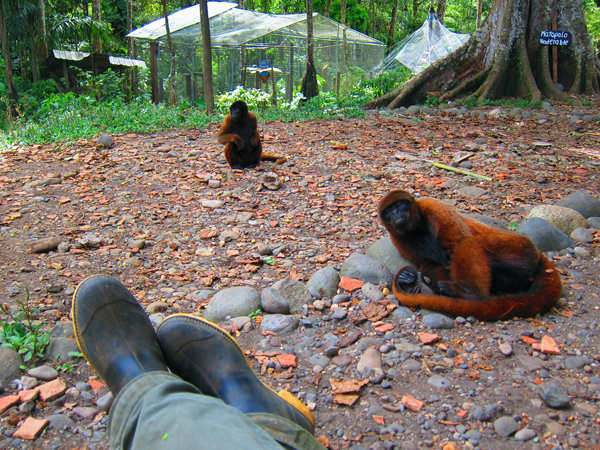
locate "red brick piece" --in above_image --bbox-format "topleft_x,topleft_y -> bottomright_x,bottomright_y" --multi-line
13,417 -> 49,440
401,395 -> 424,412
374,323 -> 394,333
88,379 -> 106,393
0,395 -> 20,414
418,332 -> 439,345
37,378 -> 67,402
540,335 -> 561,355
19,389 -> 39,403
339,276 -> 364,291
276,354 -> 297,368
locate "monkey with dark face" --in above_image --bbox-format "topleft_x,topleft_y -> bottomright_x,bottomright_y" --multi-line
378,190 -> 562,321
217,100 -> 284,169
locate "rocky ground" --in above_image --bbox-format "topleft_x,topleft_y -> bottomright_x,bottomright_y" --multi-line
0,99 -> 600,450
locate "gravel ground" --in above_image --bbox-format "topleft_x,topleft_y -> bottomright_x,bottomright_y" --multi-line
0,101 -> 599,450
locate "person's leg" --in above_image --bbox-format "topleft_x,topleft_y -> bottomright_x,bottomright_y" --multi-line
156,314 -> 326,450
72,275 -> 292,450
108,372 -> 286,450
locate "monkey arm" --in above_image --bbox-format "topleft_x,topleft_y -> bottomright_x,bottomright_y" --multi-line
217,132 -> 245,150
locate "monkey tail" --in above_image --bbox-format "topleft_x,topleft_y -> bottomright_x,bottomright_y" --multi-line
261,154 -> 287,164
392,256 -> 562,321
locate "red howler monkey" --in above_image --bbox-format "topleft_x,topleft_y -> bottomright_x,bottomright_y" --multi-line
378,190 -> 562,321
217,100 -> 285,169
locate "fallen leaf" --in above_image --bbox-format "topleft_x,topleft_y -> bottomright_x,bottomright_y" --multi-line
333,394 -> 359,406
329,378 -> 369,394
401,395 -> 424,412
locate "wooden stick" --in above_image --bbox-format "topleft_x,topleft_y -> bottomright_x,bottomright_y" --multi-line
431,162 -> 492,181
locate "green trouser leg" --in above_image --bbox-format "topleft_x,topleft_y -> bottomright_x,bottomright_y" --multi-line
108,372 -> 326,450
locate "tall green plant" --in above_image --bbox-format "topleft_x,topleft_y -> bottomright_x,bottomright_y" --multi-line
0,287 -> 50,362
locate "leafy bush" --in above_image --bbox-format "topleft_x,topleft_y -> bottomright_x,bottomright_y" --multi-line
215,86 -> 271,113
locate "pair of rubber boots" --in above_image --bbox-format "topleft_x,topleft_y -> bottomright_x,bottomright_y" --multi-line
72,275 -> 315,433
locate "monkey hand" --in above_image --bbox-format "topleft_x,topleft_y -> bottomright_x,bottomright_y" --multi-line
395,267 -> 436,296
235,136 -> 245,150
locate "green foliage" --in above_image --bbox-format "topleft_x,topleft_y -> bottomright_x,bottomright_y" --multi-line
425,94 -> 440,107
57,362 -> 78,372
0,288 -> 50,362
349,68 -> 409,103
248,309 -> 262,319
583,0 -> 600,53
0,93 -> 217,147
215,86 -> 271,113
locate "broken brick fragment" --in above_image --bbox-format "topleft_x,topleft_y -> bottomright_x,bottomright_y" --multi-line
0,395 -> 20,414
13,417 -> 49,440
37,378 -> 67,402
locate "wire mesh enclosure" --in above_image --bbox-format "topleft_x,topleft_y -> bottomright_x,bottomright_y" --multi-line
128,2 -> 385,103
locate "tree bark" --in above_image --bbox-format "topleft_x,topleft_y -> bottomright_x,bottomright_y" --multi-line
199,0 -> 215,114
127,0 -> 137,97
477,0 -> 483,28
436,0 -> 446,23
370,0 -> 375,36
0,0 -> 17,105
300,0 -> 318,100
91,0 -> 102,53
388,0 -> 400,47
162,0 -> 177,106
38,0 -> 47,60
31,30 -> 39,83
324,0 -> 332,18
366,0 -> 600,109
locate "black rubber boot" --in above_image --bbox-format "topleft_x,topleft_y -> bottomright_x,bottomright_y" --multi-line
156,314 -> 315,433
72,275 -> 169,396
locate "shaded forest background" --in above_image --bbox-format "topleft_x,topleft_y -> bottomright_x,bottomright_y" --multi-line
0,0 -> 599,145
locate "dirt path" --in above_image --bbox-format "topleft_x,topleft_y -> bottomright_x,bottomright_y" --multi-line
1,102 -> 599,450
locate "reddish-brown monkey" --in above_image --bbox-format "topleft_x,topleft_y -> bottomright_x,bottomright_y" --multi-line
217,100 -> 284,169
378,190 -> 562,321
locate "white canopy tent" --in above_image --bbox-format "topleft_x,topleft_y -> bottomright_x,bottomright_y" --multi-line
377,10 -> 470,75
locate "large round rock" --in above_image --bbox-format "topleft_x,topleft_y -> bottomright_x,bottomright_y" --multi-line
340,253 -> 393,287
517,217 -> 573,252
365,236 -> 414,275
554,190 -> 600,218
0,347 -> 23,387
260,314 -> 299,334
271,278 -> 313,313
306,266 -> 340,299
526,205 -> 588,235
203,287 -> 261,323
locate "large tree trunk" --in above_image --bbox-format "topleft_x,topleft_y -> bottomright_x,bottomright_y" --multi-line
30,30 -> 39,83
340,0 -> 349,95
324,0 -> 332,18
0,0 -> 17,105
38,0 -> 47,60
91,0 -> 101,53
162,0 -> 177,106
388,0 -> 400,48
200,0 -> 215,114
366,0 -> 600,109
436,0 -> 446,23
300,0 -> 318,100
127,0 -> 134,96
